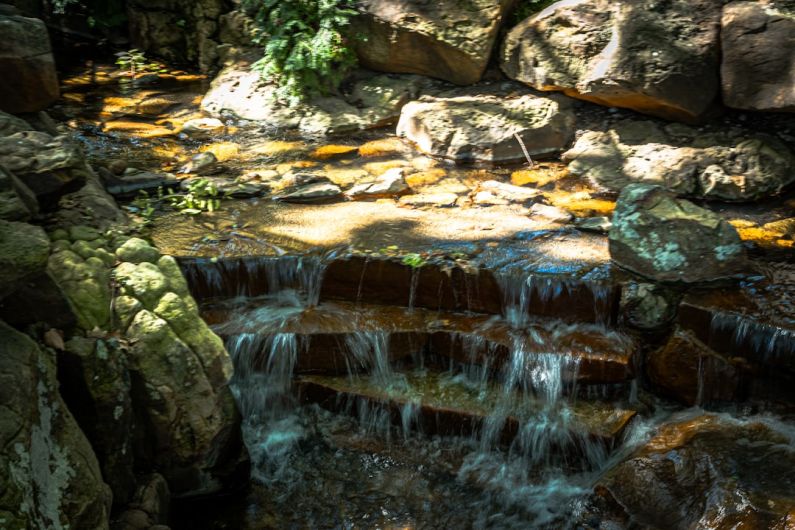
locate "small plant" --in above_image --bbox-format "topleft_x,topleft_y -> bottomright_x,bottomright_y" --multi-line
402,253 -> 426,269
165,178 -> 222,215
130,188 -> 160,224
242,0 -> 359,105
115,49 -> 168,77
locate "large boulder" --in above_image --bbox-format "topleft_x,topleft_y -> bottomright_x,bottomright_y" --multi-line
0,219 -> 50,299
598,413 -> 795,529
202,66 -> 428,135
501,0 -> 723,122
609,184 -> 747,283
351,0 -> 515,85
563,120 -> 795,201
721,1 -> 795,112
396,90 -> 575,164
112,241 -> 243,496
0,13 -> 59,113
0,321 -> 112,529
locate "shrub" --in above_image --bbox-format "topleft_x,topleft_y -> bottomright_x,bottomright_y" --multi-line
241,0 -> 359,106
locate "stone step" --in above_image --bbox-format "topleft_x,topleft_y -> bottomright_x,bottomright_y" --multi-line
295,371 -> 637,453
183,253 -> 621,326
211,299 -> 635,385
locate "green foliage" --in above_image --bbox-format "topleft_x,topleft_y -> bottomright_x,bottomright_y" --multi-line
401,253 -> 426,269
165,179 -> 222,215
509,0 -> 557,26
115,49 -> 168,77
242,0 -> 359,106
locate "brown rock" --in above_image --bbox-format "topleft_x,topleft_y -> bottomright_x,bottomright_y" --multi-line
721,1 -> 795,112
352,0 -> 515,85
501,0 -> 723,122
0,14 -> 59,113
646,328 -> 740,405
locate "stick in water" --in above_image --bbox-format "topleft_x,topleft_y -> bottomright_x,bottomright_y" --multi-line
514,132 -> 535,168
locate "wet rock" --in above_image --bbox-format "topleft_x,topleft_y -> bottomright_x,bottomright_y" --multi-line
0,163 -> 38,221
203,67 -> 426,135
609,184 -> 747,283
0,131 -> 88,210
620,282 -> 678,331
60,337 -> 136,504
473,190 -> 509,206
646,328 -> 740,405
721,1 -> 795,112
273,182 -> 343,204
180,117 -> 225,137
103,168 -> 179,199
564,120 -> 795,201
575,216 -> 612,234
529,203 -> 573,223
599,413 -> 795,528
0,321 -> 112,529
351,0 -> 515,85
0,219 -> 50,299
0,13 -> 59,113
501,0 -> 723,122
179,152 -> 217,175
398,192 -> 459,208
397,92 -> 575,164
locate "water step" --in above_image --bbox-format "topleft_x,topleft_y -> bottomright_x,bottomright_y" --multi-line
296,371 -> 637,453
212,300 -> 635,385
182,253 -> 621,325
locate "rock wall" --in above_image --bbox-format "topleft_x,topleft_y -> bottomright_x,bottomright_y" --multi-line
127,0 -> 230,72
0,321 -> 112,530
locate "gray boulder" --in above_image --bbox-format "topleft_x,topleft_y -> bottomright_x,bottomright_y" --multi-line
609,184 -> 747,283
397,92 -> 575,164
563,120 -> 795,201
501,0 -> 723,122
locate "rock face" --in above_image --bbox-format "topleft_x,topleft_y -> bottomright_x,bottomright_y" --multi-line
563,120 -> 795,201
501,0 -> 723,121
599,413 -> 795,529
0,13 -> 59,113
721,1 -> 795,112
127,0 -> 228,72
646,328 -> 740,405
203,66 -> 428,135
0,321 -> 111,529
48,234 -> 244,497
396,92 -> 575,164
609,184 -> 747,283
351,0 -> 515,85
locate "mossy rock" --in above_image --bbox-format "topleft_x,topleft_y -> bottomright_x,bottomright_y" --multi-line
0,220 -> 51,299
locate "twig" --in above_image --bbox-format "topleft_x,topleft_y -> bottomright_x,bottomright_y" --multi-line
514,133 -> 535,168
